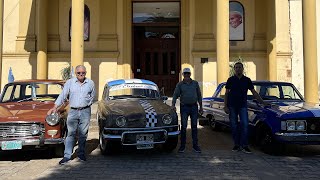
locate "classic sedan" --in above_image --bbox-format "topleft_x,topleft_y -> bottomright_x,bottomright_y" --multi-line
97,79 -> 180,154
0,80 -> 68,156
200,81 -> 320,154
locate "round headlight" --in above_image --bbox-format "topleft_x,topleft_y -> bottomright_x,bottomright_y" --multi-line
296,121 -> 306,131
287,121 -> 296,131
116,116 -> 126,127
30,124 -> 41,135
162,114 -> 172,125
46,113 -> 60,126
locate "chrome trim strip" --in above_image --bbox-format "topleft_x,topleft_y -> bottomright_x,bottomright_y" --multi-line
44,138 -> 64,144
104,125 -> 179,131
168,131 -> 180,136
275,132 -> 320,142
103,134 -> 121,139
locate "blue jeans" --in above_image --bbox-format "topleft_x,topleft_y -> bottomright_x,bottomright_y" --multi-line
180,104 -> 199,147
229,107 -> 249,147
64,108 -> 91,159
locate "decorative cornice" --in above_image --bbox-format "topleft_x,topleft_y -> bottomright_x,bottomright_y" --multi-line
276,51 -> 292,58
16,35 -> 36,41
97,34 -> 118,40
253,33 -> 266,40
192,51 -> 267,58
3,51 -> 120,59
193,33 -> 215,40
48,34 -> 60,41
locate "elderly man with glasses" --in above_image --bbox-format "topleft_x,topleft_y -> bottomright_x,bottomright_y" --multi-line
47,65 -> 95,165
171,68 -> 203,153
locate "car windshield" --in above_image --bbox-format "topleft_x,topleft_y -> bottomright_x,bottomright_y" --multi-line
0,83 -> 63,103
216,83 -> 303,101
248,84 -> 303,101
108,83 -> 160,99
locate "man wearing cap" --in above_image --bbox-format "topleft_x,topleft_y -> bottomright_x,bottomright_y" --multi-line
171,67 -> 203,153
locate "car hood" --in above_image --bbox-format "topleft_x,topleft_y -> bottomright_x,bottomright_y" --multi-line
265,101 -> 320,119
105,99 -> 171,116
0,101 -> 54,122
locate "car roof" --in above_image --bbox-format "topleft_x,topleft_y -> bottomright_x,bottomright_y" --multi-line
107,79 -> 157,86
220,80 -> 294,86
8,79 -> 65,85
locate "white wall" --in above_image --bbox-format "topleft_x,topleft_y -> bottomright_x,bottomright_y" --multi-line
289,0 -> 304,95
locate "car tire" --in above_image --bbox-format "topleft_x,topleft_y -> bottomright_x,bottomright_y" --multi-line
209,116 -> 220,131
257,126 -> 284,155
162,136 -> 178,152
99,131 -> 120,155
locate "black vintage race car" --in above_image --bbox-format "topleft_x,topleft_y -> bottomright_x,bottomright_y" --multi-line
97,79 -> 180,154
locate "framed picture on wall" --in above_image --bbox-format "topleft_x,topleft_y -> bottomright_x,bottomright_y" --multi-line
229,1 -> 245,41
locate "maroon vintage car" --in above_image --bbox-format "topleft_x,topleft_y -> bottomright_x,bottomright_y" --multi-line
0,80 -> 68,156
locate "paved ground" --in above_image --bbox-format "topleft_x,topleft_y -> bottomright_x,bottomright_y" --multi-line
1,101 -> 320,180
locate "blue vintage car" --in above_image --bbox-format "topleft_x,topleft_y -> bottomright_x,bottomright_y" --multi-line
200,81 -> 320,154
97,79 -> 180,154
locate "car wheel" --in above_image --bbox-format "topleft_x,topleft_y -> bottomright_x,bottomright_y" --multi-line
99,131 -> 119,155
258,126 -> 284,155
162,136 -> 178,152
209,116 -> 220,131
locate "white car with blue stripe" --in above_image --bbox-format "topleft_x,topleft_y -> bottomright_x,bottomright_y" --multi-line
200,81 -> 320,154
97,79 -> 180,154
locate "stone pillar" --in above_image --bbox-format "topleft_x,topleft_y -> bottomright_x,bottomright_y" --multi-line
71,0 -> 84,68
267,0 -> 277,81
216,0 -> 229,84
302,0 -> 319,103
0,0 -> 3,87
36,0 -> 48,81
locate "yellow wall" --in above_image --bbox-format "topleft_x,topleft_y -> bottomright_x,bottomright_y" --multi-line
2,0 -> 293,99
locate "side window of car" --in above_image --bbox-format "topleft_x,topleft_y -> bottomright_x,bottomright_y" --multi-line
2,85 -> 14,102
216,85 -> 226,99
13,85 -> 21,100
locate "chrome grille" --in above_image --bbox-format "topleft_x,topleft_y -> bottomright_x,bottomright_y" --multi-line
0,123 -> 45,138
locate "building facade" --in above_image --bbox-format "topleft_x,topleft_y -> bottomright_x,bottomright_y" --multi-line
0,0 -> 318,102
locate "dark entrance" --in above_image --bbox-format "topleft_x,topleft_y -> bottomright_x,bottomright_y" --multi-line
132,2 -> 180,96
133,26 -> 180,96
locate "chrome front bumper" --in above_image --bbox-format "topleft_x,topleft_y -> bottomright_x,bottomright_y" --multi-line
275,132 -> 320,143
102,125 -> 180,145
0,138 -> 64,146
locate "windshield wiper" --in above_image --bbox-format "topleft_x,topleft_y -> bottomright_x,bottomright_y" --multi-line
17,97 -> 36,103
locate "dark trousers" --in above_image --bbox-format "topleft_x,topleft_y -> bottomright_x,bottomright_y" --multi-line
229,107 -> 249,147
180,104 -> 199,147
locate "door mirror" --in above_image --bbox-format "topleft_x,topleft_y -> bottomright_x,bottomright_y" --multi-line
162,96 -> 168,101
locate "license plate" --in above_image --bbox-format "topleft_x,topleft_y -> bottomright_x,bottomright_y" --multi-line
1,141 -> 23,150
136,134 -> 154,149
136,144 -> 154,149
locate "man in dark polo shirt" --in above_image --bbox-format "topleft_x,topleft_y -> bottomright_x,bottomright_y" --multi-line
172,67 -> 203,153
224,62 -> 266,153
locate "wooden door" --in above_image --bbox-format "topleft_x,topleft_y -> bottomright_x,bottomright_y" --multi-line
133,26 -> 180,96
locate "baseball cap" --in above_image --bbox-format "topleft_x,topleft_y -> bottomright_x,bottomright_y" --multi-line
182,68 -> 191,74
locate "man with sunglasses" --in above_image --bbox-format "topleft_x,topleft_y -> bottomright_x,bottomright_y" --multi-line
171,67 -> 203,153
47,65 -> 95,165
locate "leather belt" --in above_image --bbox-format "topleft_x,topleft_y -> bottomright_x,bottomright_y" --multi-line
70,106 -> 90,110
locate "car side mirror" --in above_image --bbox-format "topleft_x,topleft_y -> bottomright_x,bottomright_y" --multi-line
161,96 -> 168,101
